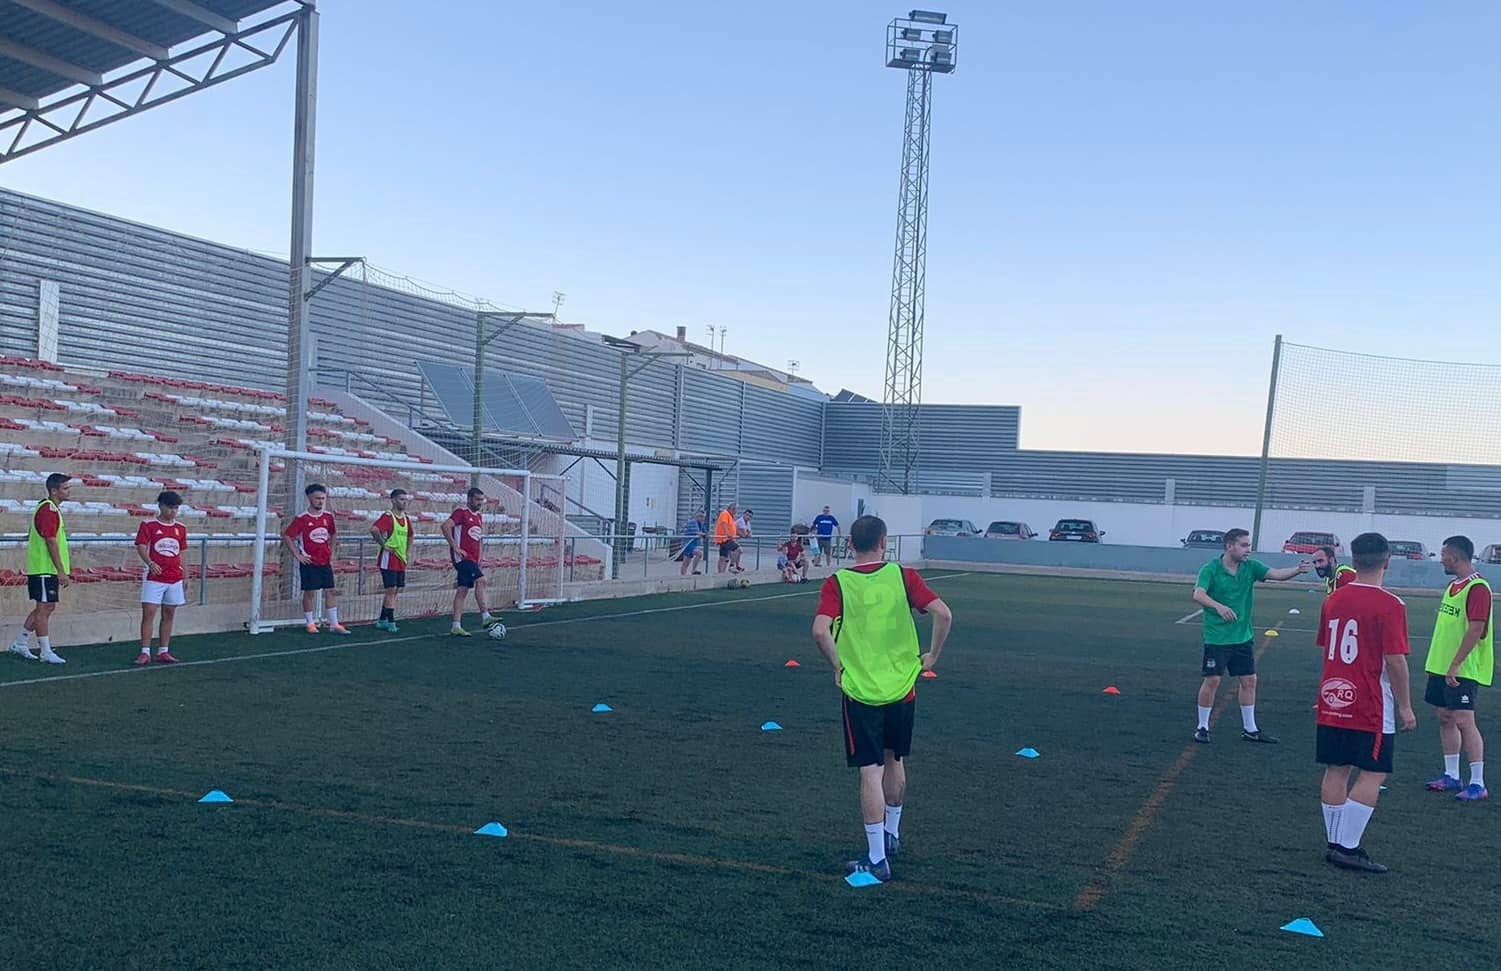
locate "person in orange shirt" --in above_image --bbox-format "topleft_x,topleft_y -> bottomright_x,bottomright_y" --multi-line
715,503 -> 744,574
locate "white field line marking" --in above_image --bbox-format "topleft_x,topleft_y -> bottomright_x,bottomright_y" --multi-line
1174,609 -> 1203,625
0,572 -> 976,690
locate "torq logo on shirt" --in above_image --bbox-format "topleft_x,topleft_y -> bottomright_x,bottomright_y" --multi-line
153,537 -> 181,558
308,527 -> 331,544
1321,677 -> 1357,709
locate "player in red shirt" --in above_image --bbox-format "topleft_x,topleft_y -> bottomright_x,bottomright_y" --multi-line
280,483 -> 349,634
369,489 -> 412,633
441,486 -> 499,636
812,516 -> 953,881
133,490 -> 189,665
1314,532 -> 1417,874
1313,545 -> 1357,595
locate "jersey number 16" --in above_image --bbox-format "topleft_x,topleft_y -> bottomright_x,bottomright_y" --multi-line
1326,618 -> 1359,663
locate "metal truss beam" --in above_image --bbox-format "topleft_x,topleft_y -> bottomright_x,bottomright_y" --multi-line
11,0 -> 169,60
0,10 -> 299,164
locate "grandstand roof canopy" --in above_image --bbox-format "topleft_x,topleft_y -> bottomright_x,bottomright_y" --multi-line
0,0 -> 305,161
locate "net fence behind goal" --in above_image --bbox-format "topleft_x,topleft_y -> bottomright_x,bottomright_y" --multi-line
1264,341 -> 1501,521
249,448 -> 567,633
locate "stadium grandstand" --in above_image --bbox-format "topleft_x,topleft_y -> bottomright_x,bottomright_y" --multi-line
8,186 -> 1501,579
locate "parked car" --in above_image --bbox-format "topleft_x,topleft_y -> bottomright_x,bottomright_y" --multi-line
1482,544 -> 1501,565
1182,529 -> 1226,550
1049,519 -> 1105,543
925,518 -> 980,538
985,521 -> 1037,540
1387,540 -> 1430,560
1283,531 -> 1342,556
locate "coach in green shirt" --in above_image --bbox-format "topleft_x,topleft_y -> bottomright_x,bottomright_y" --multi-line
1191,527 -> 1310,745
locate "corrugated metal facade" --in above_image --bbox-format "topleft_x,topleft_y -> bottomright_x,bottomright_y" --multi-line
822,401 -> 1021,476
9,189 -> 1501,522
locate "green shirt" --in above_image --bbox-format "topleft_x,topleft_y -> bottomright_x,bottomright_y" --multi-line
832,563 -> 922,705
1196,556 -> 1270,645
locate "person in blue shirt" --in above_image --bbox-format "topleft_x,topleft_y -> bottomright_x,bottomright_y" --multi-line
679,511 -> 707,576
811,506 -> 841,566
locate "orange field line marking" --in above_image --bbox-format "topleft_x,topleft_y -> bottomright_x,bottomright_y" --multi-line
1073,621 -> 1284,912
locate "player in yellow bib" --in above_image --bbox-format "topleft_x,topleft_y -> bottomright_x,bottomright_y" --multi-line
812,515 -> 953,882
1422,536 -> 1492,801
9,473 -> 72,665
370,489 -> 413,633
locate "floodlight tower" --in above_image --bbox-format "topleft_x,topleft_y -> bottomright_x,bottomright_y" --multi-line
880,10 -> 956,494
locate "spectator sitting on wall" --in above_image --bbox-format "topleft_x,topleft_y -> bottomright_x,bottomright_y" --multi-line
680,511 -> 707,576
779,533 -> 810,584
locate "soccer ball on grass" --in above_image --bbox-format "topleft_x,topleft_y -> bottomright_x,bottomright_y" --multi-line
486,621 -> 507,640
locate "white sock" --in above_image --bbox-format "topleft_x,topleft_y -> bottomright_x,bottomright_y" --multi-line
864,822 -> 886,865
1241,705 -> 1259,733
452,619 -> 464,628
37,636 -> 51,653
1197,706 -> 1211,730
12,628 -> 32,648
1445,754 -> 1462,779
305,611 -> 316,625
140,646 -> 150,655
884,804 -> 903,838
157,646 -> 170,655
481,610 -> 494,622
1336,799 -> 1374,850
326,607 -> 339,626
1321,802 -> 1344,845
1469,761 -> 1485,788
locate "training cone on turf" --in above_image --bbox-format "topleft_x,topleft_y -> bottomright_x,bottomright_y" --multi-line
784,659 -> 800,668
475,822 -> 509,838
198,790 -> 232,804
592,703 -> 612,713
1280,918 -> 1324,938
1265,630 -> 1279,638
845,871 -> 882,888
920,670 -> 937,680
1289,608 -> 1301,616
1015,747 -> 1040,759
1103,685 -> 1121,695
761,721 -> 782,732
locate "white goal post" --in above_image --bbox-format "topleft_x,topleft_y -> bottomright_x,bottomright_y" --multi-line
248,445 -> 567,634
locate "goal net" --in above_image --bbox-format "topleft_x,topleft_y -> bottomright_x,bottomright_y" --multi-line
248,446 -> 567,633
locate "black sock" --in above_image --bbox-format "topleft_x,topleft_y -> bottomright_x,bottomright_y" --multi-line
380,607 -> 393,622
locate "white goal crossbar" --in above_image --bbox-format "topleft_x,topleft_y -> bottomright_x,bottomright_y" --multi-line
248,444 -> 563,633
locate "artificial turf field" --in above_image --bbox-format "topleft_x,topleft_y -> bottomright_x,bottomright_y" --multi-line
1,571 -> 1496,969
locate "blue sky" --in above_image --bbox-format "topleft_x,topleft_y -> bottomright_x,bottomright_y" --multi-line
6,1 -> 1499,455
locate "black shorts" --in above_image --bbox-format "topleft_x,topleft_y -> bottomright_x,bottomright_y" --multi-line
718,540 -> 740,557
1202,641 -> 1255,677
455,559 -> 484,589
380,568 -> 406,590
1316,724 -> 1395,774
842,691 -> 916,768
27,574 -> 59,604
299,563 -> 336,592
1425,674 -> 1480,711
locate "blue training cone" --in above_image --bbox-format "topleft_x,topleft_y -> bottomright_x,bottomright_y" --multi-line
761,721 -> 783,732
1015,747 -> 1040,759
475,822 -> 509,838
1280,918 -> 1324,938
845,871 -> 882,888
592,703 -> 612,713
198,790 -> 232,804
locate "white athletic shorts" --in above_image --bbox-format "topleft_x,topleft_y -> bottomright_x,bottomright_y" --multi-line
141,579 -> 186,606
